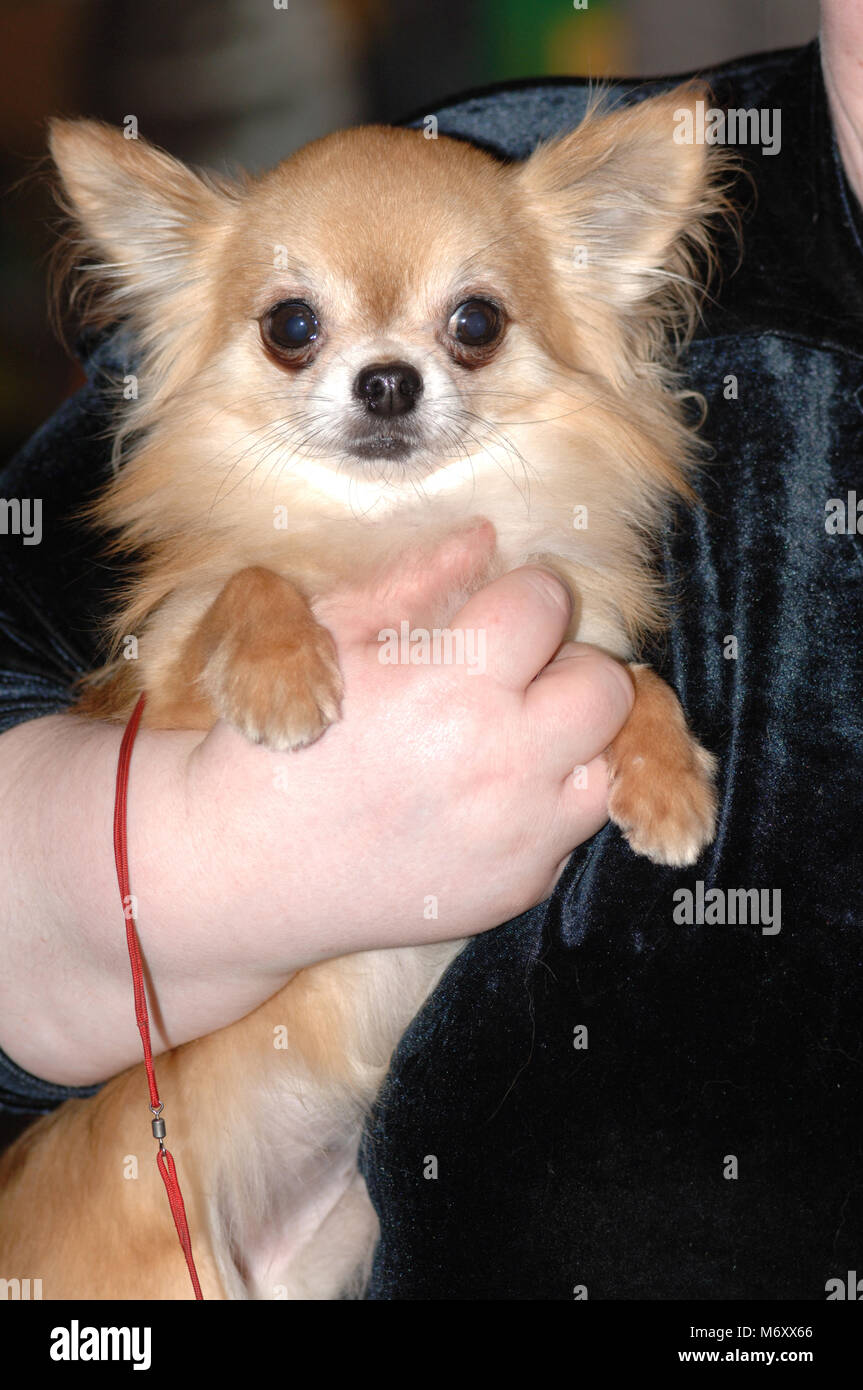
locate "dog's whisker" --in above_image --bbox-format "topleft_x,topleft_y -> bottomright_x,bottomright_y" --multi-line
443,406 -> 536,508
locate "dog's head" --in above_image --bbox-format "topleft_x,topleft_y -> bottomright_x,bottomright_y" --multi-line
50,90 -> 732,504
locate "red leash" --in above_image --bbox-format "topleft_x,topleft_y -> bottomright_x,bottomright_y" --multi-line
113,692 -> 204,1300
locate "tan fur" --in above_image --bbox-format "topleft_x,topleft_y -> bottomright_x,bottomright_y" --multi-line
0,88 -> 736,1298
607,664 -> 719,866
152,565 -> 343,747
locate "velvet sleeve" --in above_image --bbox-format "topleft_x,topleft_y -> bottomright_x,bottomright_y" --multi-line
0,335 -> 126,1111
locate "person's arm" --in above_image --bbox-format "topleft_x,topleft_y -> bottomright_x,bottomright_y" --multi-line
822,0 -> 863,203
0,538 -> 634,1088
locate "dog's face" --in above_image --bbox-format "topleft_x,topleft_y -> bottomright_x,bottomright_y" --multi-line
50,90 -> 722,501
215,127 -> 564,482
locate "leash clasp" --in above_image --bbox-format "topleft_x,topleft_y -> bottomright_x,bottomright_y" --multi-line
150,1101 -> 167,1143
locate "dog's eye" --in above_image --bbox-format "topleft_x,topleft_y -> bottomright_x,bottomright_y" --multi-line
449,299 -> 502,348
261,300 -> 320,357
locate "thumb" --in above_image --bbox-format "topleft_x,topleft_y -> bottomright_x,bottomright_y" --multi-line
317,519 -> 498,646
450,565 -> 574,691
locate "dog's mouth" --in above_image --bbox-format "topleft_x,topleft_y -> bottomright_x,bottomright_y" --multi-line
345,433 -> 417,462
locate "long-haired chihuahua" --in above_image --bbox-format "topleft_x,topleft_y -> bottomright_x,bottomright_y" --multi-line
0,85 -> 732,1297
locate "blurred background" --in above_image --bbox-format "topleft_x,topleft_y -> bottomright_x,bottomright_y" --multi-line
1,0 -> 818,465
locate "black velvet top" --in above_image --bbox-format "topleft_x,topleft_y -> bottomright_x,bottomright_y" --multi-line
1,39 -> 861,1299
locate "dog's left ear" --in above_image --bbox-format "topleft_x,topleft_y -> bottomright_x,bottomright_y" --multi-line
515,83 -> 734,335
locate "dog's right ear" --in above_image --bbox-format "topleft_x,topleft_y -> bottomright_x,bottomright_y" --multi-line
49,119 -> 243,324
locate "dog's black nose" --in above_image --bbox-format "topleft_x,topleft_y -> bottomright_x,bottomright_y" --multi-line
354,362 -> 423,417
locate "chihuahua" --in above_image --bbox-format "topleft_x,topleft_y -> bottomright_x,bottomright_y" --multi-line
0,85 -> 730,1297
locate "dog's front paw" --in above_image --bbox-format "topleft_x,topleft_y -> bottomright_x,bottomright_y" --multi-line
608,737 -> 717,867
202,621 -> 343,751
606,664 -> 718,867
185,567 -> 343,750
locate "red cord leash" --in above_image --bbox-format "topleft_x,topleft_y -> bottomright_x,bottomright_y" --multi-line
113,692 -> 204,1300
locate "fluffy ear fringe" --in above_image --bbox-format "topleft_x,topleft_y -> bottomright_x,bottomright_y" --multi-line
516,82 -> 743,368
47,118 -> 244,347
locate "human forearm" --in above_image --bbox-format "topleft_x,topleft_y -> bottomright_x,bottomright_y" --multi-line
0,712 -> 281,1086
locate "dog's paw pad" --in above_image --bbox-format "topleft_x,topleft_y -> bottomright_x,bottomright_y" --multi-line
608,742 -> 717,867
203,624 -> 343,751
